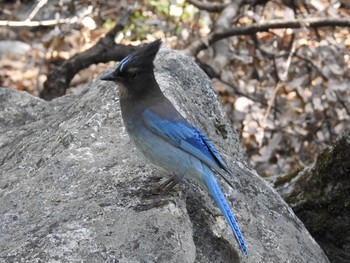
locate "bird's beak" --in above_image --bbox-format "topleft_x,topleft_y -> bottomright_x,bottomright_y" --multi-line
100,71 -> 121,81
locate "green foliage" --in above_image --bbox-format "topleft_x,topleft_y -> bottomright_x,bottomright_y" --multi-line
148,0 -> 171,16
122,0 -> 201,41
102,19 -> 116,30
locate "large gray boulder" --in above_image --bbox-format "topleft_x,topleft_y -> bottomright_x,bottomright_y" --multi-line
0,49 -> 329,262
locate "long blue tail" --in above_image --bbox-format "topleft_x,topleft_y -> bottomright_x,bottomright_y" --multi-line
202,168 -> 248,256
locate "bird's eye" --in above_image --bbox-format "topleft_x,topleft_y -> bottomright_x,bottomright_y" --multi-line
128,72 -> 136,79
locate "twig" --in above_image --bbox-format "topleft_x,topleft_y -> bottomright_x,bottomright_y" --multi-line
260,56 -> 284,146
219,78 -> 281,112
252,34 -> 290,59
186,0 -> 228,12
293,53 -> 328,81
264,58 -> 283,118
280,37 -> 297,81
210,0 -> 246,75
261,38 -> 296,144
185,17 -> 350,56
335,91 -> 350,117
0,6 -> 93,27
25,0 -> 48,22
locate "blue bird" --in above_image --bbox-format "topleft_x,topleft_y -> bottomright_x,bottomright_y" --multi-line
100,39 -> 248,256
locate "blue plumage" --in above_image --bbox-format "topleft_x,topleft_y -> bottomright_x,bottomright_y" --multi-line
100,39 -> 248,256
142,110 -> 230,178
202,167 -> 247,256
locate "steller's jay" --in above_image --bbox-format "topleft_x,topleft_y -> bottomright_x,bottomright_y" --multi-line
100,39 -> 248,256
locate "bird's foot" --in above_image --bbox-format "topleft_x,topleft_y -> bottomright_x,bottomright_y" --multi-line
151,175 -> 179,196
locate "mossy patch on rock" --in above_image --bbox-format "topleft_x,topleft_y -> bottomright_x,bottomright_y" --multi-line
283,132 -> 350,262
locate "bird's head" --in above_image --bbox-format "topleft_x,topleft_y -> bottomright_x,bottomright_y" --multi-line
100,39 -> 162,99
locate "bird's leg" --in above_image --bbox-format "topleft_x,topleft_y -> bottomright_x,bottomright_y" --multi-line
152,174 -> 180,195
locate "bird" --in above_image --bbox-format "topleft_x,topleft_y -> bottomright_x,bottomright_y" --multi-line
100,39 -> 248,256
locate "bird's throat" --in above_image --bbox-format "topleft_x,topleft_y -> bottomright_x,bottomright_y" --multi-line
118,82 -> 130,99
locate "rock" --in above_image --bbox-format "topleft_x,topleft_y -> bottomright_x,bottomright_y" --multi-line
278,133 -> 350,263
0,49 -> 329,262
0,40 -> 31,57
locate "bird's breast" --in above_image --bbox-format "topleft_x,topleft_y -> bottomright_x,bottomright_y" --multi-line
120,107 -> 146,141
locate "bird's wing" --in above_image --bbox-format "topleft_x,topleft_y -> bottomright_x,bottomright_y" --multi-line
142,109 -> 236,183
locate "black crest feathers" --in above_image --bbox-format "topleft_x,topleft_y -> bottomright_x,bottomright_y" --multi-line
117,39 -> 162,72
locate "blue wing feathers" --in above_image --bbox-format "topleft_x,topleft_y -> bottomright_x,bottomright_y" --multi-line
142,110 -> 230,174
193,127 -> 232,173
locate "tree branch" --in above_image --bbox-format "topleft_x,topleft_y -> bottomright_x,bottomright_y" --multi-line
0,6 -> 93,27
210,0 -> 245,75
185,17 -> 350,56
40,8 -> 134,100
186,0 -> 228,12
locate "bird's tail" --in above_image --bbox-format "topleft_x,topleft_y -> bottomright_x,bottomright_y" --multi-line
202,167 -> 248,256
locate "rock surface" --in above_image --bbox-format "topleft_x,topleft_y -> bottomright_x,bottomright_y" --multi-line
0,49 -> 329,262
278,132 -> 350,263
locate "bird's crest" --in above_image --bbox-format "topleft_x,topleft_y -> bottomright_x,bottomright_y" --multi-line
117,39 -> 162,73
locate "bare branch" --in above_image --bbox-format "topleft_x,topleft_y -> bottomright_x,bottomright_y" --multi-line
185,17 -> 350,56
25,0 -> 48,22
211,0 -> 245,75
0,6 -> 93,27
40,8 -> 134,100
186,0 -> 228,12
335,91 -> 350,116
